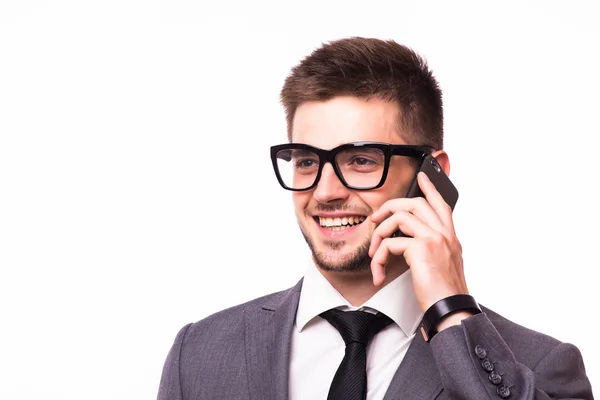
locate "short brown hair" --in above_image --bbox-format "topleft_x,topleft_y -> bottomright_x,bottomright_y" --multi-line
280,37 -> 444,149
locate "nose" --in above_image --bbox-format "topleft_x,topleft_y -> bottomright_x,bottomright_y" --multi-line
313,163 -> 350,204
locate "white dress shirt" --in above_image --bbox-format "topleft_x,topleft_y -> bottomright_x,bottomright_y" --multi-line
289,261 -> 423,400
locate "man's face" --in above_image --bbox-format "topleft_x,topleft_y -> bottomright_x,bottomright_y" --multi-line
291,96 -> 418,274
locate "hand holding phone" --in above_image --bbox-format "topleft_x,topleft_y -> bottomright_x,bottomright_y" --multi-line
391,155 -> 458,238
369,154 -> 468,314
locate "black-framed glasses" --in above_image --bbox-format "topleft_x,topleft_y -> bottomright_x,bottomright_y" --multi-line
270,141 -> 435,191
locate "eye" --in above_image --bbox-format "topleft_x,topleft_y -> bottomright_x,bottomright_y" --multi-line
295,158 -> 318,169
352,157 -> 375,166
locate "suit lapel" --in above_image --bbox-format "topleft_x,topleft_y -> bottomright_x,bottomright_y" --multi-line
245,280 -> 302,400
383,331 -> 443,400
244,279 -> 443,400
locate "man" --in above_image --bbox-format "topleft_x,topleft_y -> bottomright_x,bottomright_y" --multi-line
157,37 -> 594,399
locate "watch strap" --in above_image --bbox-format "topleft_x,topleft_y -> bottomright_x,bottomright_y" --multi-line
420,294 -> 482,342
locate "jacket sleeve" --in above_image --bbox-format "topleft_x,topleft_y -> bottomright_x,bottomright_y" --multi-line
157,323 -> 192,400
429,313 -> 594,399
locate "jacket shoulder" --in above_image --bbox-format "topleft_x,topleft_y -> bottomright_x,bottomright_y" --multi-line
166,283 -> 301,397
182,283 -> 301,342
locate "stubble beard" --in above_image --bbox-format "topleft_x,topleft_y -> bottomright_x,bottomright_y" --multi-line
301,230 -> 372,273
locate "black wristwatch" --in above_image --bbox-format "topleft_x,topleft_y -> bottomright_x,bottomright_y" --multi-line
420,294 -> 482,342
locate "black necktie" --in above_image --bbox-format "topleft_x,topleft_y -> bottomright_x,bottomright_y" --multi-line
319,309 -> 393,400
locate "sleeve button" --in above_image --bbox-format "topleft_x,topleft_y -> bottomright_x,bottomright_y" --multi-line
481,358 -> 494,372
489,370 -> 502,385
496,384 -> 511,398
474,344 -> 487,359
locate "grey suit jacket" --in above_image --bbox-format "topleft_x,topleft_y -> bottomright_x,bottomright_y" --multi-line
157,280 -> 594,399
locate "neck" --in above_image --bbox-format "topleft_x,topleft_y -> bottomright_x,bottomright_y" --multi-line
318,257 -> 408,306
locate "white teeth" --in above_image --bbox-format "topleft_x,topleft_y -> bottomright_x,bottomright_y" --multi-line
319,216 -> 365,227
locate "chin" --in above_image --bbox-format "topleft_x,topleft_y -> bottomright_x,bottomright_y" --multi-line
303,233 -> 372,273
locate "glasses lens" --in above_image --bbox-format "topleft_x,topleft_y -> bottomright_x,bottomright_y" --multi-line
275,148 -> 320,190
335,147 -> 385,189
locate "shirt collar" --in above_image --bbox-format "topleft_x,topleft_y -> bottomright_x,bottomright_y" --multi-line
296,261 -> 423,337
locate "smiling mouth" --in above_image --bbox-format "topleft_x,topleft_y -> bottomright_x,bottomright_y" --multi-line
314,215 -> 367,231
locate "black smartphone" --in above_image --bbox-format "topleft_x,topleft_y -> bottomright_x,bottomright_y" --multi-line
391,154 -> 459,238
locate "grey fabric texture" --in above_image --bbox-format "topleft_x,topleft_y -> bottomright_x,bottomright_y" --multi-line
157,280 -> 594,399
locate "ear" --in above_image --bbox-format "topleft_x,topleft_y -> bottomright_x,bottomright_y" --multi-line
431,150 -> 451,176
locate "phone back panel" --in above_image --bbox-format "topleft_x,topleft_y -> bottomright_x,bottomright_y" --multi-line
405,154 -> 459,210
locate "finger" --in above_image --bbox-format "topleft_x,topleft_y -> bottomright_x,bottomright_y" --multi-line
371,237 -> 411,286
417,172 -> 455,229
370,198 -> 408,223
370,196 -> 444,232
368,210 -> 432,257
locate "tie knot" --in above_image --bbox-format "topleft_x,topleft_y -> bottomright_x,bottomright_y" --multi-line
320,309 -> 393,345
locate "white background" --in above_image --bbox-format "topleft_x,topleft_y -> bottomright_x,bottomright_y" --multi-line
1,1 -> 598,398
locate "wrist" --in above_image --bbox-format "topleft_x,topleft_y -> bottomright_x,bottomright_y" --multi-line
435,310 -> 473,332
